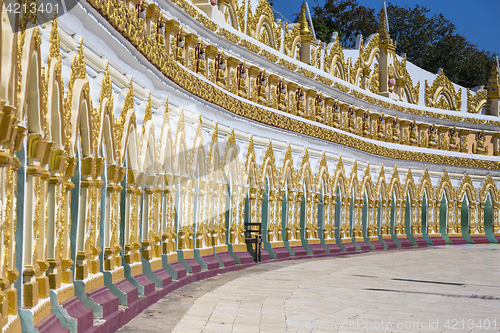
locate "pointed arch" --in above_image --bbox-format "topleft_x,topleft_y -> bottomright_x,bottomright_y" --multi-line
208,123 -> 221,182
299,149 -> 313,192
223,129 -> 239,185
159,99 -> 173,175
418,169 -> 434,201
18,27 -> 44,133
375,166 -> 388,199
173,109 -> 189,176
479,174 -> 498,203
46,55 -> 65,150
360,165 -> 374,200
244,136 -> 258,187
279,145 -> 295,191
331,157 -> 348,197
436,171 -> 454,202
261,142 -> 278,190
389,167 -> 402,199
457,173 -> 477,203
315,153 -> 329,193
348,161 -> 359,198
95,63 -> 116,163
404,169 -> 417,200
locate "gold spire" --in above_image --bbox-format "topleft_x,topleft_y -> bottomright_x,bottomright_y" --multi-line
487,59 -> 500,99
159,96 -> 170,143
378,9 -> 390,40
49,11 -> 60,61
122,78 -> 135,113
299,2 -> 312,41
143,92 -> 153,134
76,38 -> 86,79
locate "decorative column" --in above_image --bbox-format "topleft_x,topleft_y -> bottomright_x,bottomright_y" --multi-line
416,199 -> 423,234
372,199 -> 380,236
293,192 -> 303,241
447,200 -> 455,234
186,180 -> 197,250
454,200 -> 462,234
425,199 -> 432,234
468,201 -> 477,234
328,195 -> 337,239
276,190 -> 285,241
304,191 -> 313,239
340,197 -> 351,238
285,191 -> 295,241
477,201 -> 485,233
177,177 -> 188,250
379,199 -> 387,235
267,189 -> 276,242
366,200 -> 374,237
354,198 -> 363,237
215,183 -> 228,248
195,179 -> 207,249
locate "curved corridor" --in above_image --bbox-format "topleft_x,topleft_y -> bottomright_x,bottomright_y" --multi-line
121,245 -> 500,333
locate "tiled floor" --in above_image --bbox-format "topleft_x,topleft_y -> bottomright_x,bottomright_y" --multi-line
120,245 -> 500,332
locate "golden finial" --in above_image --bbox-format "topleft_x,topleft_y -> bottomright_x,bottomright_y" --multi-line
143,92 -> 153,134
176,108 -> 185,134
211,122 -> 219,145
161,96 -> 170,128
49,11 -> 60,60
123,78 -> 135,113
298,2 -> 312,40
487,58 -> 500,99
76,38 -> 86,79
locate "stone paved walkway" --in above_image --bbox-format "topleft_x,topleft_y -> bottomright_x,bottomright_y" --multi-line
119,245 -> 500,333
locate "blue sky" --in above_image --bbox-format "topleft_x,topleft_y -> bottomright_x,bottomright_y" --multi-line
272,0 -> 500,54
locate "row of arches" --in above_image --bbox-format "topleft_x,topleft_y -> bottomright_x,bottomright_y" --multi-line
2,5 -> 500,332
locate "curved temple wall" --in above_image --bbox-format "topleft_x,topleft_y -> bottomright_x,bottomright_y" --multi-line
1,0 -> 500,332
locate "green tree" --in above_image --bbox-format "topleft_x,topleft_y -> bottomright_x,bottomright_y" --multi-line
296,0 -> 378,48
304,0 -> 493,88
386,3 -> 492,88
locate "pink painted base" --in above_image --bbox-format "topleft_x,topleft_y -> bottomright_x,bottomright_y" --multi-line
200,254 -> 221,270
115,278 -> 139,306
471,235 -> 491,244
356,241 -> 371,252
309,243 -> 326,255
383,238 -> 398,250
272,247 -> 290,259
413,237 -> 428,247
87,286 -> 119,319
449,236 -> 467,245
233,251 -> 255,264
429,236 -> 447,246
398,237 -> 413,249
35,313 -> 70,333
370,240 -> 385,251
60,296 -> 94,333
152,268 -> 173,287
290,246 -> 308,258
341,242 -> 358,254
260,249 -> 272,262
215,251 -> 236,267
169,261 -> 187,279
184,258 -> 202,273
326,243 -> 342,255
133,273 -> 156,296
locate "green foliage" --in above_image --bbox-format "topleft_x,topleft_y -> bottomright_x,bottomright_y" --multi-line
385,3 -> 492,88
296,0 -> 377,48
304,0 -> 493,88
